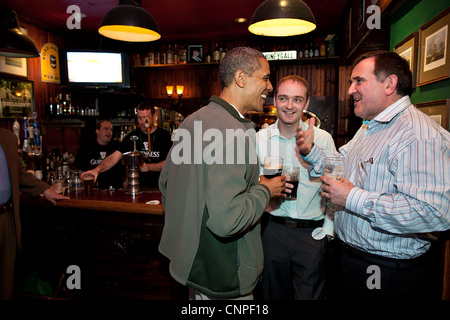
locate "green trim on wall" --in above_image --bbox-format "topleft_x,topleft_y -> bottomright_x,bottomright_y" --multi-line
390,0 -> 450,104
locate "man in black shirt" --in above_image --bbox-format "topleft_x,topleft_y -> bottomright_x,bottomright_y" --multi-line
74,119 -> 124,189
81,101 -> 172,188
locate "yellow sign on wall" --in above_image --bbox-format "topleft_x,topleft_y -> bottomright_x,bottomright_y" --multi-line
41,43 -> 60,83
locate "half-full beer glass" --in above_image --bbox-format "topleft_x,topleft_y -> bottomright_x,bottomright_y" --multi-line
263,156 -> 283,179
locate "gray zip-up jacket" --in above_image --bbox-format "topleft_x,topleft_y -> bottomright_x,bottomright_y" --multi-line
158,96 -> 270,298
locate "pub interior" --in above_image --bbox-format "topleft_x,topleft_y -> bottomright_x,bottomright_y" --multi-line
0,0 -> 449,302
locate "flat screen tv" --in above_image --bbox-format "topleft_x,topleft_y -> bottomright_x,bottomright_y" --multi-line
59,49 -> 130,89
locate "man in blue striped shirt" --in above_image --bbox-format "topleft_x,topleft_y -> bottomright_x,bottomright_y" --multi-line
296,50 -> 450,299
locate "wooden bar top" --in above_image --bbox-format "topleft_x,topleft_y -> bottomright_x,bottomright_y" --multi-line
22,188 -> 164,215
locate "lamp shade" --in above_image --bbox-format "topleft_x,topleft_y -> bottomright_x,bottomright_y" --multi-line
248,0 -> 316,37
0,7 -> 40,58
98,0 -> 161,42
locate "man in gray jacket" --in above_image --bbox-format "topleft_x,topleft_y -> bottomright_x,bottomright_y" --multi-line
159,47 -> 287,299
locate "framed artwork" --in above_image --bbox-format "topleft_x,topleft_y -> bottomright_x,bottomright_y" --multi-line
0,78 -> 34,118
417,8 -> 450,86
188,45 -> 203,63
416,99 -> 450,131
0,27 -> 29,77
394,32 -> 417,87
0,56 -> 27,77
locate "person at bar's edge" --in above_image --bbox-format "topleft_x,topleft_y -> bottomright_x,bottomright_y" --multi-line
74,119 -> 124,190
81,101 -> 172,189
0,128 -> 69,300
159,47 -> 288,300
296,50 -> 450,299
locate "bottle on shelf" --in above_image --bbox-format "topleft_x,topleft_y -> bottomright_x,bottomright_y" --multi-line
213,43 -> 221,63
167,44 -> 173,64
205,44 -> 212,63
160,46 -> 167,65
173,44 -> 178,64
179,44 -> 187,64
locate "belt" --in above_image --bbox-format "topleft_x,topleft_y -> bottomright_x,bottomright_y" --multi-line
270,215 -> 323,229
0,198 -> 12,213
337,238 -> 430,269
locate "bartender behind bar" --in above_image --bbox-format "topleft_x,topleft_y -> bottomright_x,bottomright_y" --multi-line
81,101 -> 172,188
74,119 -> 124,190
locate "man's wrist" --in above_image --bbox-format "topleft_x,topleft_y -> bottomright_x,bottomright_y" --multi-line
300,142 -> 314,156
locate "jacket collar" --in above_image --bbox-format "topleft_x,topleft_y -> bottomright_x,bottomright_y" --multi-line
209,95 -> 252,124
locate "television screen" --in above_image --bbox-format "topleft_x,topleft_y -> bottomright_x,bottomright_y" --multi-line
59,50 -> 130,89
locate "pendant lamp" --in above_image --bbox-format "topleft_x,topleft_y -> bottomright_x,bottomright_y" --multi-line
0,7 -> 40,58
98,0 -> 161,42
249,0 -> 316,37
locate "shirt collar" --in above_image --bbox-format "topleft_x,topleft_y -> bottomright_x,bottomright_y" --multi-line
368,96 -> 411,125
267,119 -> 309,139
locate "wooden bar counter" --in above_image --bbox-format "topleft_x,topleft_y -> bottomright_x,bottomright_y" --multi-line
17,188 -> 187,300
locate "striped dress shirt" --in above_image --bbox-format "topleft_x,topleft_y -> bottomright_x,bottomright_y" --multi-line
305,96 -> 450,259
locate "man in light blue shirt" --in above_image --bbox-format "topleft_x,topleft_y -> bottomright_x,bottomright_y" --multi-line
296,51 -> 450,299
256,75 -> 336,299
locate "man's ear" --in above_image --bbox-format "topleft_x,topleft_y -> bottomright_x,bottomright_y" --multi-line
234,70 -> 246,88
384,74 -> 398,96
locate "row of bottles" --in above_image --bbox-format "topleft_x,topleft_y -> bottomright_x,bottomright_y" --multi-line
134,42 -> 228,66
44,93 -> 98,118
134,34 -> 337,67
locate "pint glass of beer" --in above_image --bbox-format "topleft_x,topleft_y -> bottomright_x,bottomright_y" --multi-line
263,156 -> 283,179
283,166 -> 300,200
323,156 -> 343,210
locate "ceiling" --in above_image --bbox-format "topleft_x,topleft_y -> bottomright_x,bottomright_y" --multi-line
1,0 -> 349,42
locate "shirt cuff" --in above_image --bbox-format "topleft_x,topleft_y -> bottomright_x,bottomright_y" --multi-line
346,187 -> 371,215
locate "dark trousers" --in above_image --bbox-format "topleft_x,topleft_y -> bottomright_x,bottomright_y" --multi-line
260,216 -> 328,300
334,239 -> 433,300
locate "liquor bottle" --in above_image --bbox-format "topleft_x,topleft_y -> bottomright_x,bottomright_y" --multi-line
179,44 -> 187,64
303,43 -> 309,58
160,46 -> 167,65
148,47 -> 155,65
309,42 -> 313,57
45,97 -> 54,119
167,44 -> 173,64
220,46 -> 227,62
314,43 -> 320,57
154,49 -> 160,65
204,44 -> 212,63
213,43 -> 221,63
173,44 -> 178,64
320,43 -> 326,57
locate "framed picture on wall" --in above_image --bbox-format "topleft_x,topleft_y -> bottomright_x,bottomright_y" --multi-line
188,45 -> 203,63
0,56 -> 27,77
0,78 -> 34,118
394,32 -> 417,87
417,8 -> 450,86
416,99 -> 450,131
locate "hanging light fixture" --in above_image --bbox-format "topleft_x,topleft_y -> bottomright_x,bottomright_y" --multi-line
98,0 -> 161,42
0,7 -> 40,58
248,0 -> 316,37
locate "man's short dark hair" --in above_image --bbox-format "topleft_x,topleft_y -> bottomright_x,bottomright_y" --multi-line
353,50 -> 412,97
219,47 -> 266,88
137,100 -> 155,114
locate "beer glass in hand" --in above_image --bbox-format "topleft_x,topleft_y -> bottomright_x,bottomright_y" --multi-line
283,166 -> 299,200
263,156 -> 283,179
323,156 -> 343,210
